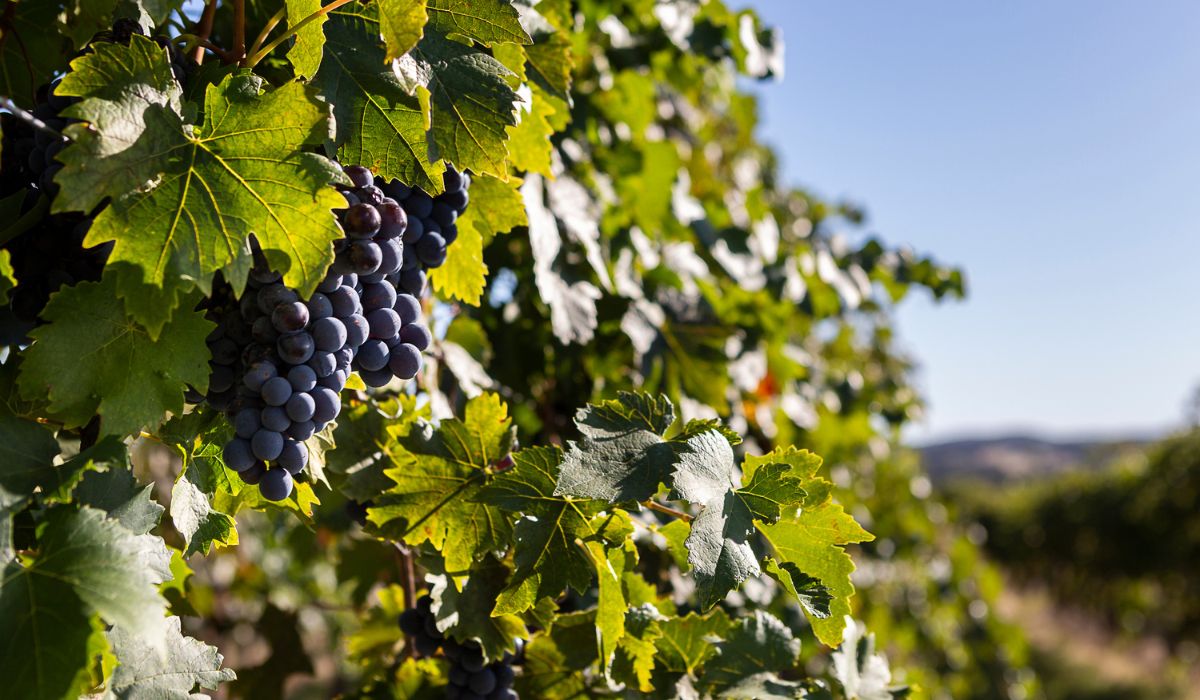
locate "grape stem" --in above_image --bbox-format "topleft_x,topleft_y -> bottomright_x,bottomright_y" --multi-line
191,0 -> 217,65
174,33 -> 232,62
247,8 -> 287,63
244,0 -> 357,68
230,0 -> 246,65
641,500 -> 693,522
393,543 -> 418,611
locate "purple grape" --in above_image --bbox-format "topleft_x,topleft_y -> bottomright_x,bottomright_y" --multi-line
378,238 -> 403,275
345,165 -> 373,188
209,337 -> 239,365
223,438 -> 255,471
319,369 -> 347,393
312,387 -> 340,423
312,317 -> 348,352
443,167 -> 465,192
272,301 -> 310,333
278,332 -> 316,364
245,362 -> 278,392
382,179 -> 412,200
286,392 -> 316,422
356,339 -> 390,371
402,215 -> 424,244
251,267 -> 282,285
262,376 -> 292,406
400,268 -> 426,296
259,467 -> 293,501
241,461 -> 267,485
404,191 -> 434,219
348,240 -> 383,274
251,429 -> 285,461
309,350 -> 336,378
209,364 -> 235,393
329,285 -> 359,317
441,187 -> 468,212
360,368 -> 392,387
278,439 -> 309,474
415,231 -> 447,267
345,203 -> 381,237
317,273 -> 343,294
400,323 -> 432,351
307,293 -> 333,320
287,364 -> 317,392
345,314 -> 369,347
431,201 -> 457,229
289,420 -> 315,441
252,316 -> 278,343
394,294 -> 421,325
234,408 -> 261,439
379,200 -> 408,238
357,184 -> 384,206
442,223 -> 458,245
389,343 -> 422,379
257,283 -> 298,315
366,308 -> 401,339
362,282 -> 398,311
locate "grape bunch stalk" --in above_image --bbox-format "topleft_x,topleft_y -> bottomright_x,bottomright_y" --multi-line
200,163 -> 436,501
400,594 -> 521,700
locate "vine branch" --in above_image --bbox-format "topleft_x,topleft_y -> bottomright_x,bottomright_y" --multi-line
231,0 -> 246,65
245,0 -> 357,68
191,0 -> 217,65
642,500 -> 693,522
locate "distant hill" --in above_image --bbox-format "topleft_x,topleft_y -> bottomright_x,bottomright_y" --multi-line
919,435 -> 1150,485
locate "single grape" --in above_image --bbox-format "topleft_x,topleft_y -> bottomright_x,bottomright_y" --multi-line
461,650 -> 486,673
319,369 -> 348,393
360,367 -> 392,388
366,307 -> 401,340
399,609 -> 423,636
341,190 -> 360,208
329,285 -> 360,317
251,316 -> 278,343
261,376 -> 292,406
442,223 -> 459,245
223,438 -> 255,471
379,200 -> 407,238
441,187 -> 469,212
431,201 -> 457,229
378,237 -> 403,275
289,420 -> 316,441
388,343 -> 422,379
443,167 -> 465,192
312,317 -> 348,352
278,332 -> 316,364
208,363 -> 235,393
251,429 -> 285,461
404,190 -> 434,219
251,267 -> 282,285
287,364 -> 318,392
307,292 -> 333,320
358,184 -> 385,206
311,387 -> 340,424
277,439 -> 309,474
317,273 -> 343,294
382,179 -> 412,201
402,215 -> 425,244
360,270 -> 387,285
259,467 -> 293,501
261,405 -> 291,432
356,339 -> 390,371
348,240 -> 383,275
400,268 -> 426,296
345,203 -> 382,237
257,283 -> 299,315
413,634 -> 440,656
468,669 -> 497,695
394,294 -> 421,325
209,337 -> 239,365
234,408 -> 261,439
415,231 -> 447,267
286,391 -> 316,422
362,282 -> 398,311
344,165 -> 373,188
344,314 -> 369,347
272,301 -> 310,333
494,664 -> 515,687
399,323 -> 432,351
309,350 -> 336,378
240,461 -> 267,485
244,362 -> 280,395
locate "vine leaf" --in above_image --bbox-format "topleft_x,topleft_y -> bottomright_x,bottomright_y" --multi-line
428,555 -> 529,663
478,445 -> 627,614
0,416 -> 61,557
762,558 -> 833,621
368,393 -> 515,572
106,616 -> 236,698
0,507 -> 172,699
171,439 -> 239,556
831,618 -> 904,700
72,466 -> 165,536
703,611 -> 802,696
653,609 -> 733,676
285,0 -> 327,78
426,0 -> 531,47
318,4 -> 444,192
612,603 -> 668,692
554,391 -> 678,503
396,27 -> 520,177
17,275 -> 213,437
379,0 -> 430,61
429,173 -> 526,304
504,85 -> 557,177
55,47 -> 345,331
0,0 -> 68,106
734,462 -> 807,524
757,501 -> 873,647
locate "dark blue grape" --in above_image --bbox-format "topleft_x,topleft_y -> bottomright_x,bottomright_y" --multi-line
341,190 -> 360,208
366,307 -> 401,339
442,223 -> 458,245
468,669 -> 496,695
317,273 -> 343,294
312,317 -> 348,352
378,238 -> 403,275
251,429 -> 285,461
272,301 -> 310,333
278,332 -> 315,364
443,167 -> 465,192
208,363 -> 235,393
345,203 -> 381,237
259,468 -> 293,501
312,387 -> 340,423
287,364 -> 317,392
415,231 -> 447,267
404,191 -> 434,218
286,392 -> 316,422
361,271 -> 387,284
329,285 -> 359,317
307,292 -> 333,320
402,215 -> 424,244
261,406 -> 291,432
223,438 -> 255,471
399,609 -> 423,636
240,461 -> 267,485
348,240 -> 382,274
262,376 -> 292,406
277,439 -> 309,474
309,350 -> 336,378
251,267 -> 282,285
389,343 -> 422,379
252,316 -> 278,343
382,179 -> 412,201
257,283 -> 299,315
234,408 -> 261,439
345,314 -> 369,347
209,337 -> 239,365
431,201 -> 457,228
289,420 -> 316,441
461,650 -> 486,673
400,323 -> 432,351
494,664 -> 514,686
345,165 -> 373,188
361,367 -> 392,387
441,187 -> 468,212
356,339 -> 390,371
379,200 -> 407,238
394,294 -> 421,325
401,245 -> 420,271
319,369 -> 347,393
400,268 -> 426,296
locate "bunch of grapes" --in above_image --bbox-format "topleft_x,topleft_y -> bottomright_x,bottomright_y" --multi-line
373,167 -> 471,297
399,595 -> 520,700
199,164 -> 434,501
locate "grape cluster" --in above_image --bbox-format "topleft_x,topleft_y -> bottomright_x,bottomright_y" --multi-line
365,167 -> 471,297
399,595 -> 520,700
199,164 -> 435,501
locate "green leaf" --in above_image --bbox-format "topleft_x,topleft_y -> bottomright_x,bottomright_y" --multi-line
762,558 -> 833,621
515,635 -> 589,700
612,603 -> 667,692
0,249 -> 15,305
586,540 -> 634,676
756,501 -> 873,646
0,507 -> 172,698
0,416 -> 62,557
379,0 -> 429,61
734,462 -> 807,524
0,0 -> 68,106
56,58 -> 345,330
73,466 -> 165,535
672,430 -> 761,609
319,4 -> 444,192
830,618 -> 903,700
555,392 -> 677,503
285,0 -> 327,78
105,615 -> 236,699
428,172 -> 527,304
428,555 -> 529,663
704,611 -> 801,693
17,275 -> 213,437
170,439 -> 239,556
654,609 -> 733,675
398,27 -> 520,177
479,445 -> 626,614
504,85 -> 557,177
368,393 -> 515,572
426,0 -> 531,46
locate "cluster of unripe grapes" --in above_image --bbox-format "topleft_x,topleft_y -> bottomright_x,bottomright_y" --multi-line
400,595 -> 521,700
199,163 -> 462,501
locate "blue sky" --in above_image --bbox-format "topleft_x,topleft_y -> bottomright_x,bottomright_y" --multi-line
742,1 -> 1200,441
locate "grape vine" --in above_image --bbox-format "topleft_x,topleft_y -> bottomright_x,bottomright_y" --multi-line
0,2 -> 1031,700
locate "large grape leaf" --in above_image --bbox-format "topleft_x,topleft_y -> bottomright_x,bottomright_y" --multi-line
427,555 -> 529,663
367,393 -> 515,572
318,4 -> 441,191
703,611 -> 802,695
478,445 -> 629,614
756,501 -> 873,647
54,44 -> 346,329
426,0 -> 531,46
105,616 -> 235,699
396,27 -> 521,177
17,274 -> 213,437
554,392 -> 678,503
285,0 -> 327,78
429,173 -> 526,304
653,610 -> 733,676
0,507 -> 172,699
